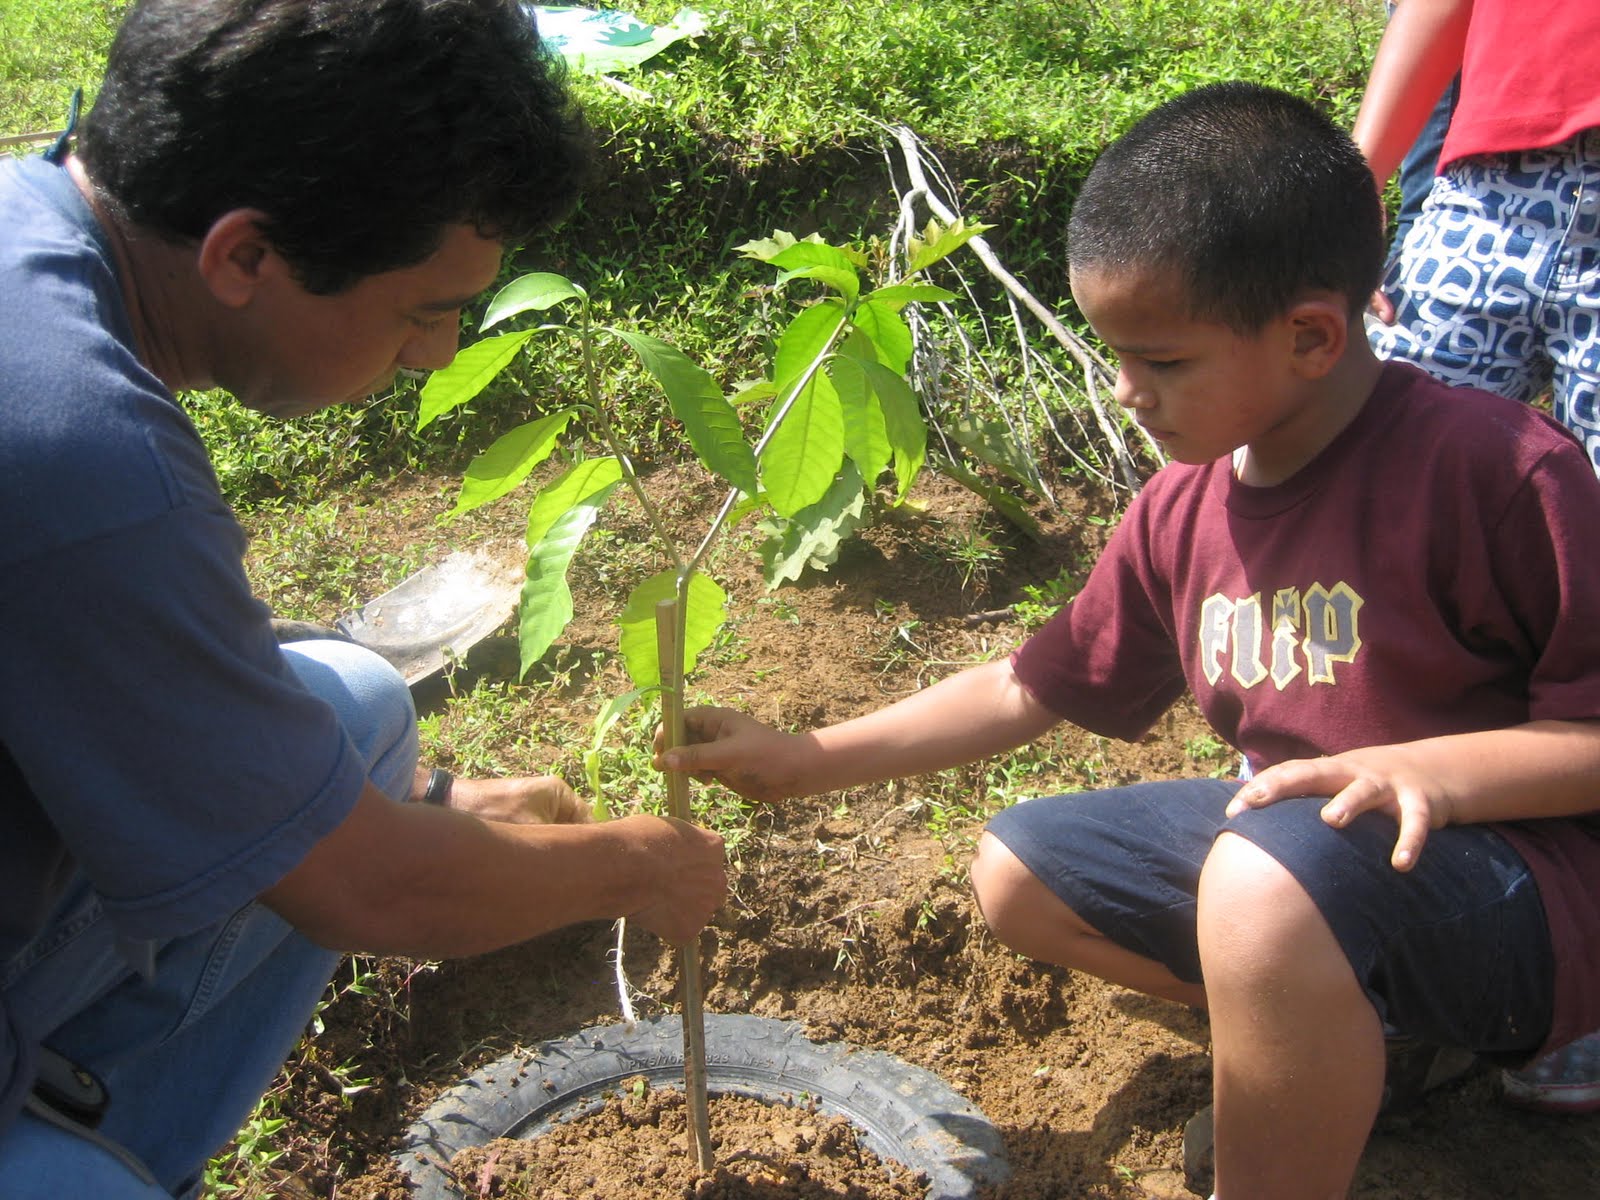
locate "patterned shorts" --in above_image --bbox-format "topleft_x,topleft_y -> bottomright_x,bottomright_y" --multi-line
1370,129 -> 1600,474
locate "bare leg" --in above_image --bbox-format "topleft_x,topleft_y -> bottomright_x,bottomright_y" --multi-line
1198,832 -> 1384,1200
970,832 -> 1207,1008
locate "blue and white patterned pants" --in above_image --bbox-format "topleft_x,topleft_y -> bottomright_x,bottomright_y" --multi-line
1370,129 -> 1600,474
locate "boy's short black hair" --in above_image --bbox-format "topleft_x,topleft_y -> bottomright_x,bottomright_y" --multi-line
1067,81 -> 1384,332
79,0 -> 590,295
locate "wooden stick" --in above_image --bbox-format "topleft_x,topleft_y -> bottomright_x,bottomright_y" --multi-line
655,596 -> 714,1170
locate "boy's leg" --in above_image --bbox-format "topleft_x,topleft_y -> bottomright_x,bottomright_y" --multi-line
1199,832 -> 1385,1197
981,780 -> 1553,1195
0,640 -> 418,1198
971,831 -> 1205,1007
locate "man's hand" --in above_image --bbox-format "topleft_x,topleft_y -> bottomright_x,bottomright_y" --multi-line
444,774 -> 594,825
613,813 -> 728,945
1225,746 -> 1456,871
654,706 -> 809,804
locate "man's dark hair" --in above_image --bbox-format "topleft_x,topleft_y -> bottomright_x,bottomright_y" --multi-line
1067,81 -> 1384,332
79,0 -> 590,294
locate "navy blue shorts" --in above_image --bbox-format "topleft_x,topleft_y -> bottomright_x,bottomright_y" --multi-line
985,779 -> 1553,1061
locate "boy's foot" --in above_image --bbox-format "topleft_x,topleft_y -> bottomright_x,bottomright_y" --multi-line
1181,1039 -> 1479,1195
1501,1032 -> 1600,1114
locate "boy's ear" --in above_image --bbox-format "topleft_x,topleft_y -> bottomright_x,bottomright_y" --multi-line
1283,296 -> 1349,379
196,209 -> 280,309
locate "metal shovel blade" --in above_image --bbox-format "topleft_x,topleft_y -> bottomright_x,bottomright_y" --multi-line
336,542 -> 525,685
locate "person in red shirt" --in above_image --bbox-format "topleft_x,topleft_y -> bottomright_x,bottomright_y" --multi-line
1358,0 -> 1600,476
661,82 -> 1600,1198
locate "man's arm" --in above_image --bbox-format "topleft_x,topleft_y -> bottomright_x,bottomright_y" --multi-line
261,786 -> 726,955
1351,0 -> 1473,188
1227,718 -> 1600,870
660,657 -> 1062,803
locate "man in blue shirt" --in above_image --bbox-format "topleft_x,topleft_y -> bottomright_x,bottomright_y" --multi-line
0,3 -> 728,1195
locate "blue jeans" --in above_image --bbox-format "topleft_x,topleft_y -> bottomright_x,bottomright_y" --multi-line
987,779 -> 1553,1061
0,640 -> 418,1198
1390,74 -> 1458,254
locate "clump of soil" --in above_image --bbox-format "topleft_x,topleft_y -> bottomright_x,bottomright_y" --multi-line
450,1080 -> 927,1199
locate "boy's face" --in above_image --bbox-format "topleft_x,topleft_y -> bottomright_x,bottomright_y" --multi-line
1070,266 -> 1307,470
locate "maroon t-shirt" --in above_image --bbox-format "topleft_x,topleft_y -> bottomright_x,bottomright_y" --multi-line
1012,361 -> 1600,1054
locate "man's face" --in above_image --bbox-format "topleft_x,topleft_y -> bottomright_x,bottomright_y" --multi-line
1070,265 -> 1304,469
233,224 -> 505,417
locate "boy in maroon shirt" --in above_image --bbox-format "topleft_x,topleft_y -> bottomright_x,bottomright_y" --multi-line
660,82 -> 1600,1198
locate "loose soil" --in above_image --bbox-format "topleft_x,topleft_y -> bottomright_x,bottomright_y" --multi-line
244,463 -> 1600,1200
452,1086 -> 928,1199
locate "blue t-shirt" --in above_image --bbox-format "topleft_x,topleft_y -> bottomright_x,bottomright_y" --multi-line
0,155 -> 370,1129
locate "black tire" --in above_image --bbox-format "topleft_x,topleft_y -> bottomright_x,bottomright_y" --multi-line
395,1013 -> 1010,1199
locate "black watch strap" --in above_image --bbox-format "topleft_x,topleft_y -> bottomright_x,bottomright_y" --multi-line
422,767 -> 453,807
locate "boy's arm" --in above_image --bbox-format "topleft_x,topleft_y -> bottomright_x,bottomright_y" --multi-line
1226,719 -> 1600,870
660,657 -> 1061,803
1351,0 -> 1472,188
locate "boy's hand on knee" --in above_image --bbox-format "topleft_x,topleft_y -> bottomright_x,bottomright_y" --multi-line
1226,750 -> 1454,871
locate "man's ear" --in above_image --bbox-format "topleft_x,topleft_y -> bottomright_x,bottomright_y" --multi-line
196,209 -> 279,308
1284,295 -> 1349,380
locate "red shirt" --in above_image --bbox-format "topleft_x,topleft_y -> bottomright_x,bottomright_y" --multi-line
1013,362 -> 1600,1053
1441,0 -> 1600,167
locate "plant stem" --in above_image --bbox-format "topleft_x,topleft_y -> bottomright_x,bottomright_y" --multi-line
577,303 -> 689,572
654,597 -> 714,1170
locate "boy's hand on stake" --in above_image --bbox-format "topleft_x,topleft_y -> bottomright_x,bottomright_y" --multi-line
1226,748 -> 1456,871
655,706 -> 806,803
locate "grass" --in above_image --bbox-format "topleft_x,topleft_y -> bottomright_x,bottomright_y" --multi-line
9,2 -> 1383,1194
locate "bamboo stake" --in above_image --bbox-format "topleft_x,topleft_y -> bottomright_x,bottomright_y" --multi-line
655,596 -> 714,1170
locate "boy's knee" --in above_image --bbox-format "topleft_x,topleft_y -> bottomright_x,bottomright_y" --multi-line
970,832 -> 1084,948
970,832 -> 1026,931
1197,833 -> 1344,985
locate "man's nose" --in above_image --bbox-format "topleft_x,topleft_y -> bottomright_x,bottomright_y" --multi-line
400,318 -> 461,372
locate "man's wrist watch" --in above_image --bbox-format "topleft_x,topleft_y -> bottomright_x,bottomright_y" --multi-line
422,767 -> 454,807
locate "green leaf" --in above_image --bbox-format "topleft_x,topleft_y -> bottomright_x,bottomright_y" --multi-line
583,686 -> 658,819
772,301 -> 846,394
516,459 -> 625,676
482,273 -> 585,331
760,368 -> 844,517
525,457 -> 625,545
730,378 -> 779,407
906,217 -> 994,275
758,462 -> 868,588
828,354 -> 890,487
617,570 -> 728,689
770,242 -> 862,302
449,409 -> 576,517
613,330 -> 757,494
850,300 -> 913,375
943,416 -> 1047,496
775,263 -> 860,301
864,283 -> 958,309
861,361 -> 926,502
417,329 -> 536,429
937,460 -> 1044,543
736,230 -> 808,262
